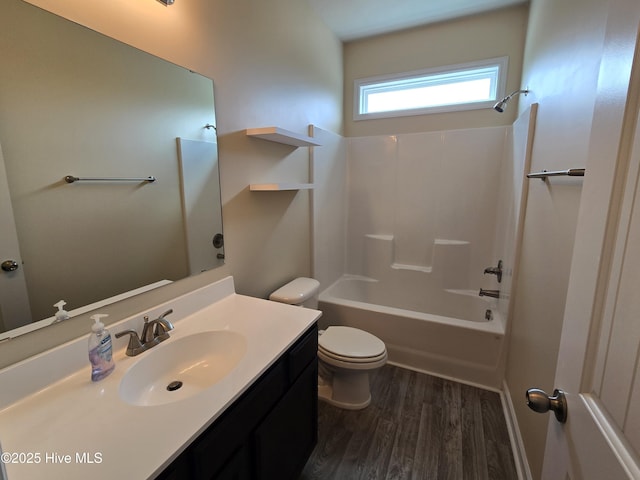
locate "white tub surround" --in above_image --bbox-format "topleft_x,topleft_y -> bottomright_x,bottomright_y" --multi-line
346,128 -> 506,289
319,275 -> 504,389
310,119 -> 538,391
0,276 -> 320,480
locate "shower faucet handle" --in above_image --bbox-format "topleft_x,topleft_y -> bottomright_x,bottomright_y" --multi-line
483,260 -> 503,283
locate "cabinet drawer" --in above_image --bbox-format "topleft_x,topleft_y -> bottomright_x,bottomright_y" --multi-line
288,324 -> 317,382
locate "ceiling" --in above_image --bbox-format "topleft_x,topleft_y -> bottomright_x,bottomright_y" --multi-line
306,0 -> 528,41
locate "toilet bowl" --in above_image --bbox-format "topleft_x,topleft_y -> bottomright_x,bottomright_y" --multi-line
269,277 -> 387,410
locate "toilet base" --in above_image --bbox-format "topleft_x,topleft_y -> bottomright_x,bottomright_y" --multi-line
318,383 -> 371,410
317,371 -> 372,410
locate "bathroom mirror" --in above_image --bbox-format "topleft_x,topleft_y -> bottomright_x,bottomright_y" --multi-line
0,0 -> 223,339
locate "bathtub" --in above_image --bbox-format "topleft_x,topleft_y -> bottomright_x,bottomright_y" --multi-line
318,275 -> 506,389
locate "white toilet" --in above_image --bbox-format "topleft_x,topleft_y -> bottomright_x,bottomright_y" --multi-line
269,277 -> 387,410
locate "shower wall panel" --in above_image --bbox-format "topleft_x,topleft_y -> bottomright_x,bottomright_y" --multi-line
346,126 -> 507,291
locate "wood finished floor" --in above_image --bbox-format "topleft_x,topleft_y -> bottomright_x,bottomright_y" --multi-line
300,364 -> 517,480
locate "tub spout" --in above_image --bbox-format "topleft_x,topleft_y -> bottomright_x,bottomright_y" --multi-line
479,289 -> 500,299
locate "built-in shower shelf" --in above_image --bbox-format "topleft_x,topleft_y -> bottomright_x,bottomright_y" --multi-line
445,289 -> 483,298
392,263 -> 433,273
434,238 -> 470,245
245,127 -> 321,147
249,183 -> 315,191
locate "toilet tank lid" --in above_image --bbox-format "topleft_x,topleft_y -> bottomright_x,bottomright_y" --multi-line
269,277 -> 320,304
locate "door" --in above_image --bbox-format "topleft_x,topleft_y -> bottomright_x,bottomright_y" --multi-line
0,142 -> 31,333
539,6 -> 640,478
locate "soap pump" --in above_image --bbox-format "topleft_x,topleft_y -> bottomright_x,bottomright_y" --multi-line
52,300 -> 70,323
88,314 -> 115,381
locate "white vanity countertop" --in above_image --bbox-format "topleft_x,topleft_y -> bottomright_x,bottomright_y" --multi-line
0,277 -> 320,480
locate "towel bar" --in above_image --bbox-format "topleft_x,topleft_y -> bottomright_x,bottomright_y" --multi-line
527,168 -> 585,180
64,175 -> 156,184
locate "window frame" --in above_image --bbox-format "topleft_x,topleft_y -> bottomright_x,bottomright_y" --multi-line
353,56 -> 509,121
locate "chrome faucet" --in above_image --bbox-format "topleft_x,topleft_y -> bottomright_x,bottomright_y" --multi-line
115,329 -> 146,356
141,309 -> 174,344
483,260 -> 503,283
479,289 -> 500,299
115,309 -> 174,356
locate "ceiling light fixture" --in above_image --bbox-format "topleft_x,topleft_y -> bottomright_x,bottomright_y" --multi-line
157,0 -> 175,5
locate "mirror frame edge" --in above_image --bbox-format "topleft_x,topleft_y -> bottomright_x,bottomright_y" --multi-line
0,265 -> 232,370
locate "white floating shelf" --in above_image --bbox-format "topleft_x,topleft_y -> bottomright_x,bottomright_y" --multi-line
249,183 -> 315,191
245,127 -> 321,147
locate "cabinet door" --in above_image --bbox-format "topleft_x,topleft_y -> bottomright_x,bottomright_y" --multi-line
154,454 -> 191,480
213,445 -> 252,480
190,361 -> 287,479
254,360 -> 318,480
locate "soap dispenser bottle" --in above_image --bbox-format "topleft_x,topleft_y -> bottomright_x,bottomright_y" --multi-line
88,314 -> 115,381
52,300 -> 70,323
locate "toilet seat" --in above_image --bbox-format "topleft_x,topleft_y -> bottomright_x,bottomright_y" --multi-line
318,347 -> 387,365
318,326 -> 387,366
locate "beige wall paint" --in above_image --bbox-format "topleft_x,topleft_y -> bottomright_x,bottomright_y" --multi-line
505,0 -> 611,477
22,0 -> 343,300
343,5 -> 529,137
1,0 -> 342,367
1,1 -> 224,320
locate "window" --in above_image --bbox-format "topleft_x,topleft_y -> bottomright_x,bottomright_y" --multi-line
354,57 -> 508,120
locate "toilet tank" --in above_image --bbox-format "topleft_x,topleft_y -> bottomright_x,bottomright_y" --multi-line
269,277 -> 320,309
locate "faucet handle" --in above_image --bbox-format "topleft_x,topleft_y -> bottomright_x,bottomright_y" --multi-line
115,329 -> 146,356
483,260 -> 503,283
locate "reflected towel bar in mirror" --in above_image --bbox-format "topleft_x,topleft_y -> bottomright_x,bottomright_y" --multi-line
526,168 -> 585,180
64,175 -> 157,184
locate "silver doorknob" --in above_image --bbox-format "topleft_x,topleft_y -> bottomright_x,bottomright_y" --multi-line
526,388 -> 567,423
1,260 -> 19,272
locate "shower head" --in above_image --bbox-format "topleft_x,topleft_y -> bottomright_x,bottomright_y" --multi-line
493,98 -> 509,113
493,89 -> 529,112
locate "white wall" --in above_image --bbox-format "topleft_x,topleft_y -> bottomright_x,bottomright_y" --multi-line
344,127 -> 506,308
311,127 -> 348,290
343,5 -> 529,137
492,104 -> 537,326
505,0 -> 612,477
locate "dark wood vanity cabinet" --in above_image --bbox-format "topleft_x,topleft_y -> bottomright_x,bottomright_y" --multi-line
157,323 -> 318,480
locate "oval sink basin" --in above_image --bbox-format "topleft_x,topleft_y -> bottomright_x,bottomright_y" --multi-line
119,330 -> 247,406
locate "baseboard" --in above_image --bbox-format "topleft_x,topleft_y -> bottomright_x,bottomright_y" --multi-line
386,359 -> 502,394
384,342 -> 503,390
501,380 -> 533,480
